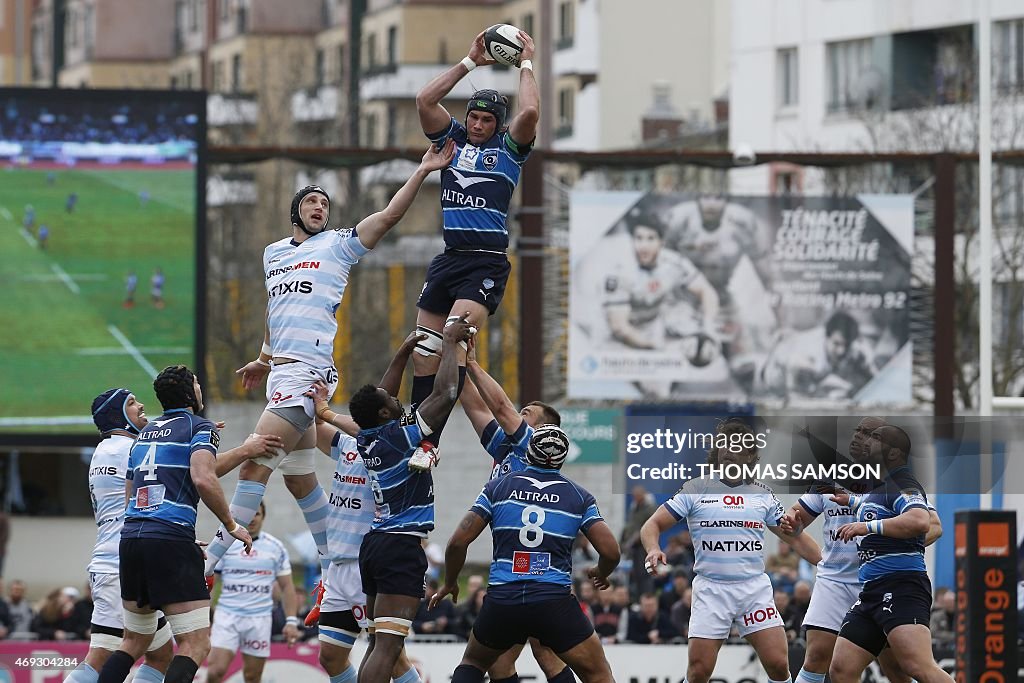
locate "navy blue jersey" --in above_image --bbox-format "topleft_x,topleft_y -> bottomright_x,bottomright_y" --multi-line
851,466 -> 930,582
122,409 -> 219,541
481,418 -> 532,480
471,466 -> 602,604
358,411 -> 433,535
427,117 -> 531,250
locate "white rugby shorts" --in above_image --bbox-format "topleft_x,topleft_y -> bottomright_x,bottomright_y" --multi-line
802,576 -> 861,633
322,560 -> 369,628
210,611 -> 273,658
265,361 -> 339,416
689,573 -> 784,640
89,572 -> 170,651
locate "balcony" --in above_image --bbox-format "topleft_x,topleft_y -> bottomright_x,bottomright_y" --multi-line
207,92 -> 259,126
552,0 -> 598,78
292,85 -> 340,123
360,63 -> 520,101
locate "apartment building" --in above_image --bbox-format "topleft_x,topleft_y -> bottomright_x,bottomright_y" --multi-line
729,0 -> 1024,193
0,0 -> 33,84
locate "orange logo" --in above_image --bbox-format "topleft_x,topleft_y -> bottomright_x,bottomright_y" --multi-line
977,522 -> 1010,557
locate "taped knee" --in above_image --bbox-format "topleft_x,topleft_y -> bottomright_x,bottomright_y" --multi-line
90,632 -> 123,650
148,621 -> 173,650
373,616 -> 411,638
414,326 -> 442,357
166,607 -> 210,635
123,610 -> 159,635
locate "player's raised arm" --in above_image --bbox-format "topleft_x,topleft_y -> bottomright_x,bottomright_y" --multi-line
416,316 -> 474,430
379,331 -> 427,397
354,140 -> 455,250
416,31 -> 496,134
507,30 -> 539,147
213,433 -> 284,477
459,363 -> 498,438
466,344 -> 523,435
191,449 -> 252,553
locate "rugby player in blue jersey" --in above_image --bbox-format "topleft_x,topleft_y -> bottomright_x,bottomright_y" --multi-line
349,317 -> 476,683
408,28 -> 541,468
429,425 -> 619,683
827,426 -> 953,683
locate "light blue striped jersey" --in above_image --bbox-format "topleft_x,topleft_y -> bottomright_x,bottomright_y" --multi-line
481,418 -> 532,480
87,434 -> 134,574
122,409 -> 219,541
263,227 -> 369,367
427,117 -> 531,250
664,478 -> 784,582
471,465 -> 602,604
358,411 -> 433,535
798,493 -> 861,584
214,532 -> 291,616
851,466 -> 929,582
326,431 -> 373,562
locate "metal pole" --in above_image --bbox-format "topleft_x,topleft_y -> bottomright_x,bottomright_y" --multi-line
933,153 -> 956,420
518,152 -> 544,405
978,0 -> 993,510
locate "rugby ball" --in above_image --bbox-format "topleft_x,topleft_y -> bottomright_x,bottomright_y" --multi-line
484,24 -> 524,67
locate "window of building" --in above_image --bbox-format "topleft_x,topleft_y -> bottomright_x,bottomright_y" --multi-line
557,1 -> 574,48
557,86 -> 574,135
995,165 -> 1024,223
185,70 -> 193,88
367,32 -> 377,69
315,48 -> 325,86
231,54 -> 242,91
386,104 -> 397,147
364,112 -> 377,146
213,60 -> 224,91
188,0 -> 197,30
777,47 -> 798,108
826,38 -> 872,113
337,43 -> 346,83
996,19 -> 1024,95
387,26 -> 397,66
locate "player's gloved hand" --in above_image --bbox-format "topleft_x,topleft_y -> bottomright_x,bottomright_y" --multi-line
643,548 -> 667,577
228,521 -> 253,554
587,566 -> 611,591
236,359 -> 271,391
428,582 -> 459,610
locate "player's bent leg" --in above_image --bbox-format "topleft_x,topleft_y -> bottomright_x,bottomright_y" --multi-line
744,625 -> 791,681
135,622 -> 173,683
875,646 -> 913,683
240,653 -> 268,683
528,639 -> 572,682
885,624 -> 954,683
95,606 -> 159,683
828,636 -> 878,683
162,600 -> 213,683
360,594 -> 419,683
796,628 -> 837,683
551,634 -> 613,683
487,643 -> 526,680
203,648 -> 236,683
686,638 -> 726,683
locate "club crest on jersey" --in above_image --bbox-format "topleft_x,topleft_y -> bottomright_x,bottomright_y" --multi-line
482,151 -> 498,170
482,278 -> 494,290
512,551 -> 551,575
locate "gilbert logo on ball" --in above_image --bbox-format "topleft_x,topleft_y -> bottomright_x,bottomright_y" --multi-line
484,24 -> 524,67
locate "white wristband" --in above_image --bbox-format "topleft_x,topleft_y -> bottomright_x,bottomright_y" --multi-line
256,358 -> 271,368
261,342 -> 272,357
286,616 -> 299,625
460,56 -> 477,72
519,59 -> 533,71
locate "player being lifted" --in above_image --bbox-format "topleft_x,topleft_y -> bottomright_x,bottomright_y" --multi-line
304,333 -> 429,683
206,502 -> 300,683
430,425 -> 620,683
205,141 -> 455,626
782,417 -> 943,683
409,27 -> 540,465
66,388 -> 280,683
641,419 -> 822,683
96,366 -> 258,683
351,316 -> 475,683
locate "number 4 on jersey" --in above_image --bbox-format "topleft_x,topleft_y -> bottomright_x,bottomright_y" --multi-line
140,444 -> 159,481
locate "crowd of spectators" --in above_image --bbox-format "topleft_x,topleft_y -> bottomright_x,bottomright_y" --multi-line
1,98 -> 199,144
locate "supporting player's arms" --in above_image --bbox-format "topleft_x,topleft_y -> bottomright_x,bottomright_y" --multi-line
191,449 -> 253,552
507,31 -> 539,147
925,509 -> 943,546
380,332 -> 427,397
213,433 -> 284,477
836,506 -> 930,542
769,524 -> 822,565
417,317 -> 474,431
429,510 -> 489,609
416,31 -> 496,134
355,140 -> 456,250
304,381 -> 359,454
640,505 -> 678,573
459,367 -> 497,438
466,352 -> 523,436
582,520 -> 621,589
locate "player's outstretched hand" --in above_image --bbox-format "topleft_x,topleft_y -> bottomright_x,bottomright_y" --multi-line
420,138 -> 456,173
283,622 -> 300,648
468,30 -> 498,67
644,548 -> 667,576
587,566 -> 611,591
214,420 -> 227,430
236,360 -> 271,390
829,488 -> 852,507
230,522 -> 253,554
779,513 -> 799,535
835,521 -> 868,543
517,30 -> 536,62
400,331 -> 428,356
304,380 -> 329,405
443,312 -> 477,343
242,433 -> 284,460
428,582 -> 459,609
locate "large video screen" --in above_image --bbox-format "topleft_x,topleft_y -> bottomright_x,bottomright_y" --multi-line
0,88 -> 205,443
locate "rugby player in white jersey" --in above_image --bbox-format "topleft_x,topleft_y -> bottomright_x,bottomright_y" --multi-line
206,502 -> 300,683
65,389 -> 281,683
204,140 -> 456,626
640,419 -> 822,683
782,417 -> 943,683
303,333 -> 426,683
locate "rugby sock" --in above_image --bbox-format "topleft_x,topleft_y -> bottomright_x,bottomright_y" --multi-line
547,667 -> 576,683
330,664 -> 357,683
451,665 -> 486,683
97,651 -> 135,683
64,662 -> 98,683
767,678 -> 792,683
204,480 -> 266,574
411,374 -> 435,408
298,486 -> 332,574
133,664 -> 164,683
490,676 -> 519,683
796,670 -> 825,683
163,656 -> 199,683
393,666 -> 421,683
